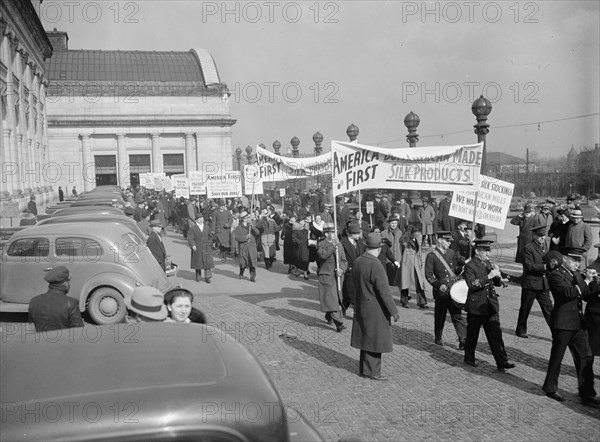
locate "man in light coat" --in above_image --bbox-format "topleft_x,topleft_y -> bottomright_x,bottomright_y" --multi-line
188,214 -> 215,283
351,232 -> 400,380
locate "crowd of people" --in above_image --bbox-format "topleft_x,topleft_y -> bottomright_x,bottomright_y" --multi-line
26,185 -> 600,406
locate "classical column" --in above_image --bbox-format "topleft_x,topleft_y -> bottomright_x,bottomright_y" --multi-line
117,134 -> 129,187
80,135 -> 93,191
185,133 -> 196,174
25,138 -> 33,191
151,133 -> 163,173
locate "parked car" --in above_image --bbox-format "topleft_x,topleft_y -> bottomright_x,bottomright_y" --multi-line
52,206 -> 124,217
37,214 -> 148,242
0,222 -> 171,324
0,323 -> 325,442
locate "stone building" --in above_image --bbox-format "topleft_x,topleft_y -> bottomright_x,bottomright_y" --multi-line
45,31 -> 236,192
0,0 -> 53,208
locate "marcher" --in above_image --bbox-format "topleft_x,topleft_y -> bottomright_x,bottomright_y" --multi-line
438,192 -> 455,231
511,203 -> 537,266
583,244 -> 600,377
212,203 -> 234,262
282,214 -> 297,273
28,266 -> 83,332
292,218 -> 311,279
542,248 -> 600,406
234,211 -> 260,282
125,286 -> 168,322
188,214 -> 215,283
418,197 -> 436,248
147,220 -> 167,271
397,225 -> 427,309
58,186 -> 64,202
450,219 -> 471,260
351,232 -> 400,380
373,193 -> 388,230
27,195 -> 38,217
256,209 -> 279,269
381,216 -> 403,287
316,223 -> 347,332
463,240 -> 515,372
424,231 -> 467,348
515,225 -> 553,338
564,209 -> 593,267
340,222 -> 365,313
397,196 -> 411,231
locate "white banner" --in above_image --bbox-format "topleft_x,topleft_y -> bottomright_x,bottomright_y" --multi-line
140,173 -> 154,189
255,145 -> 331,181
153,174 -> 164,191
206,171 -> 242,198
243,165 -> 264,195
448,174 -> 514,229
162,176 -> 174,192
331,141 -> 483,196
189,171 -> 206,195
173,176 -> 190,199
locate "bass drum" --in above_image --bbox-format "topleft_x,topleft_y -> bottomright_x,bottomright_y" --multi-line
450,280 -> 468,310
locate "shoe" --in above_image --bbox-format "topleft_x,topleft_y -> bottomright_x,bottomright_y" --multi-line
336,324 -> 346,332
205,277 -> 211,284
498,362 -> 515,370
464,360 -> 479,367
459,341 -> 465,350
250,273 -> 256,282
546,392 -> 565,402
325,314 -> 332,325
515,332 -> 529,338
361,374 -> 388,381
581,396 -> 600,407
238,275 -> 243,280
434,339 -> 443,346
401,303 -> 409,309
342,308 -> 347,317
419,305 -> 429,309
288,267 -> 292,274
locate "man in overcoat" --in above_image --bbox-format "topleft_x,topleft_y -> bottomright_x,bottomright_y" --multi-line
188,214 -> 215,283
147,220 -> 167,272
373,193 -> 388,230
463,240 -> 515,372
438,192 -> 455,231
28,266 -> 83,332
515,225 -> 553,338
418,197 -> 436,248
316,223 -> 348,332
450,219 -> 471,260
351,232 -> 400,380
424,231 -> 467,348
234,212 -> 260,282
212,203 -> 234,262
511,203 -> 537,265
542,248 -> 600,406
340,222 -> 365,313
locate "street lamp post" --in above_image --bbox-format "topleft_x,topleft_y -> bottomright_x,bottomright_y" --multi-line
235,147 -> 242,171
290,136 -> 300,158
273,140 -> 281,156
313,131 -> 323,155
346,124 -> 359,142
404,111 -> 420,147
245,145 -> 254,165
472,95 -> 492,176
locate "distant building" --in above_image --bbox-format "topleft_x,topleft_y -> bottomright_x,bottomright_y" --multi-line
45,30 -> 236,191
0,0 -> 53,206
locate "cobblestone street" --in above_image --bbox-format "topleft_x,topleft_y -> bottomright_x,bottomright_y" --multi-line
163,230 -> 600,442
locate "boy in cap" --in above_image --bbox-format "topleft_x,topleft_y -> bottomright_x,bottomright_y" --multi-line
543,248 -> 600,406
515,225 -> 554,338
463,240 -> 515,372
28,266 -> 83,332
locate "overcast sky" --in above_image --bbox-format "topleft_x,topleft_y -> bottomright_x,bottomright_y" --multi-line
40,1 -> 599,160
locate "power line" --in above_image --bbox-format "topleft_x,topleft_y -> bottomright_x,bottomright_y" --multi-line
375,112 -> 600,146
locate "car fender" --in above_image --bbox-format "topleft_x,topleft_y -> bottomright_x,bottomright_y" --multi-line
78,272 -> 139,311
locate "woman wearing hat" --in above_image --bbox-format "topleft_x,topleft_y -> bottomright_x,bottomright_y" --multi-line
282,214 -> 297,274
163,289 -> 206,324
418,198 -> 436,248
188,214 -> 216,283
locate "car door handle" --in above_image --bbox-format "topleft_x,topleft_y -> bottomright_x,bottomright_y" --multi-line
44,268 -> 52,271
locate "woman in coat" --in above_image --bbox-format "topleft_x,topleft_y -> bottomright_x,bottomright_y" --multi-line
282,214 -> 297,273
309,214 -> 325,265
234,212 -> 260,282
292,220 -> 310,279
188,214 -> 215,283
395,225 -> 427,308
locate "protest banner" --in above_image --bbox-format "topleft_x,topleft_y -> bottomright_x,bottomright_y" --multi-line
243,165 -> 264,195
255,145 -> 331,181
162,176 -> 174,192
189,171 -> 206,195
172,176 -> 190,199
448,174 -> 514,229
206,171 -> 242,198
153,173 -> 166,191
140,173 -> 154,189
330,141 -> 483,196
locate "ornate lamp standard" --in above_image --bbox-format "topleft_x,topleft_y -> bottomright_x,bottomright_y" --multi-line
313,131 -> 323,155
290,136 -> 300,158
472,95 -> 492,175
404,111 -> 420,147
245,145 -> 254,165
273,140 -> 281,156
235,147 -> 242,171
346,124 -> 359,142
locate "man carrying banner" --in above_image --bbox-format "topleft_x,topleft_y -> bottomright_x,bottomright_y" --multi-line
316,223 -> 347,332
340,223 -> 365,315
424,231 -> 467,348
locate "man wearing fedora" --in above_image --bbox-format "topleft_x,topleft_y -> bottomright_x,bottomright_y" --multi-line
542,248 -> 600,407
351,232 -> 400,380
511,203 -> 538,267
373,193 -> 388,230
564,208 -> 593,267
340,222 -> 365,314
463,240 -> 515,372
147,220 -> 167,272
212,202 -> 234,262
396,195 -> 411,231
418,197 -> 436,248
425,231 -> 467,348
28,266 -> 83,332
381,215 -> 403,287
515,225 -> 554,338
125,286 -> 168,322
188,214 -> 215,283
316,223 -> 348,332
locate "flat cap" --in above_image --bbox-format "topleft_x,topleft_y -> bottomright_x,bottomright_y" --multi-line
44,266 -> 70,284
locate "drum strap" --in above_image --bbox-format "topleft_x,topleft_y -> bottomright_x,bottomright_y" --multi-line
433,249 -> 456,279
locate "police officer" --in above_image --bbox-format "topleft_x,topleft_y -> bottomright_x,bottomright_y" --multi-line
463,240 -> 515,372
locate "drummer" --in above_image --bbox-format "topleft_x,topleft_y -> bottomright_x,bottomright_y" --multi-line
424,231 -> 467,349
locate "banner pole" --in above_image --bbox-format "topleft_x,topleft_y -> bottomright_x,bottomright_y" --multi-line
331,145 -> 342,297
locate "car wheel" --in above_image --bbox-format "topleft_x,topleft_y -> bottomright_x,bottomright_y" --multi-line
87,287 -> 126,325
